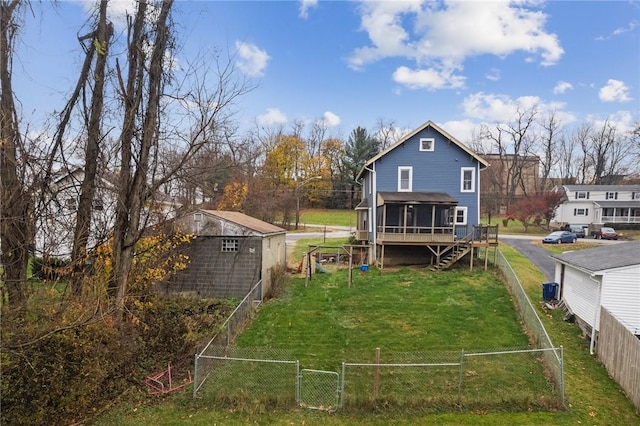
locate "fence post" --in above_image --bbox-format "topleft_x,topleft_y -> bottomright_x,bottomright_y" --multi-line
559,345 -> 565,406
295,360 -> 301,405
193,353 -> 199,399
340,362 -> 346,409
374,347 -> 380,398
458,349 -> 465,401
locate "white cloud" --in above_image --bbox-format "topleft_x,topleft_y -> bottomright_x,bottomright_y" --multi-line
553,81 -> 573,95
257,108 -> 288,126
235,41 -> 270,77
599,79 -> 632,102
440,119 -> 479,146
299,0 -> 318,19
461,92 -> 574,125
392,65 -> 465,90
320,111 -> 341,127
485,68 -> 501,82
349,1 -> 563,90
596,19 -> 638,40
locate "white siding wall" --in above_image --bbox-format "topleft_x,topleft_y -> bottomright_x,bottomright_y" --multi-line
555,201 -> 595,224
601,265 -> 640,334
261,233 -> 287,296
562,267 -> 600,330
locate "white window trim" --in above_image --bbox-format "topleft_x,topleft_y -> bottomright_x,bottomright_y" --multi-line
460,167 -> 475,193
419,138 -> 435,152
633,192 -> 640,200
455,206 -> 468,225
398,166 -> 413,192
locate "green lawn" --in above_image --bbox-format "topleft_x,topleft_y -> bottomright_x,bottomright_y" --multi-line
90,214 -> 640,425
299,209 -> 357,228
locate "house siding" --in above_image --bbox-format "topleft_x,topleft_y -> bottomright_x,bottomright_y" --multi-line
562,267 -> 599,330
372,127 -> 480,226
260,233 -> 287,297
161,236 -> 263,298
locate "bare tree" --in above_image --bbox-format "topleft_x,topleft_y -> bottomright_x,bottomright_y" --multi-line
68,1 -> 113,292
479,106 -> 538,208
588,119 -> 632,184
373,118 -> 400,151
109,0 -> 252,315
0,0 -> 29,307
537,110 -> 562,192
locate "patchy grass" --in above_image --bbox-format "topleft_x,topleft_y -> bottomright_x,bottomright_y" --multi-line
290,237 -> 352,268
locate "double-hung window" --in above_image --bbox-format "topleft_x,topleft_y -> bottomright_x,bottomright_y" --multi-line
455,207 -> 468,225
398,166 -> 412,192
606,192 -> 618,200
460,168 -> 475,192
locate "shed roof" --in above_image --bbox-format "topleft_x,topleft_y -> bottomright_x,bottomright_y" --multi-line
551,241 -> 640,273
377,191 -> 458,205
199,210 -> 285,235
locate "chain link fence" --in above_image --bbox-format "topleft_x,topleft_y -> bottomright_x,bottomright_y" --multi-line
340,347 -> 562,412
192,250 -> 565,412
495,249 -> 565,403
193,280 -> 262,398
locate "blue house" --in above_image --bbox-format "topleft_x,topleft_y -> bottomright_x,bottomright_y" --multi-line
355,120 -> 498,269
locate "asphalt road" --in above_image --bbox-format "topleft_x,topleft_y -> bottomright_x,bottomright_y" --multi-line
500,235 -> 621,282
501,236 -> 556,281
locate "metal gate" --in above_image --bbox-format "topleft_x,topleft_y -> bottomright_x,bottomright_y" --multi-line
299,369 -> 340,412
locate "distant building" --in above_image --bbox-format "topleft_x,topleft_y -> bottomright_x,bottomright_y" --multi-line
551,184 -> 640,226
479,154 -> 540,215
35,168 -> 181,259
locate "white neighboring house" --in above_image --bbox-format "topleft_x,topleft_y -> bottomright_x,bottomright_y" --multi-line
551,184 -> 640,226
551,241 -> 640,354
35,168 -> 181,259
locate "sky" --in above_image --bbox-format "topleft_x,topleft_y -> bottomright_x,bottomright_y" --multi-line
11,0 -> 640,147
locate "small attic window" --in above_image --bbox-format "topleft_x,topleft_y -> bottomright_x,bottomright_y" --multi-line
419,138 -> 435,152
222,238 -> 239,252
194,212 -> 203,222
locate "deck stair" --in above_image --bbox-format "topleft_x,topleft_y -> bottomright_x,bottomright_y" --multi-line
429,244 -> 471,271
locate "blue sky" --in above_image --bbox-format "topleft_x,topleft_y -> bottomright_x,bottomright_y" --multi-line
12,0 -> 640,145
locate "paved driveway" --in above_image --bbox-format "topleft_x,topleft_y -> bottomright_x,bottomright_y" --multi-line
501,237 -> 556,281
501,235 -> 621,282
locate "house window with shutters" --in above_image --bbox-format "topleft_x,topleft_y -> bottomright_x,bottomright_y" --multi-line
576,191 -> 589,199
398,166 -> 412,192
574,208 -> 589,216
606,192 -> 618,200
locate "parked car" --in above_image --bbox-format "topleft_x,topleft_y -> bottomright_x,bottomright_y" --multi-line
595,226 -> 618,240
569,224 -> 587,238
543,231 -> 577,244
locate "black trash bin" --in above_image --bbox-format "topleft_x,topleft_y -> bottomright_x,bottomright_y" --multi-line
542,282 -> 558,301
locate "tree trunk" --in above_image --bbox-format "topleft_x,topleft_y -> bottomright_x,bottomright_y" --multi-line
70,0 -> 112,293
0,0 -> 29,307
111,0 -> 174,317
